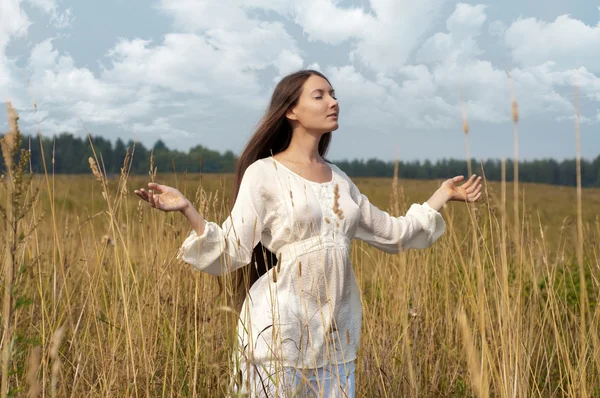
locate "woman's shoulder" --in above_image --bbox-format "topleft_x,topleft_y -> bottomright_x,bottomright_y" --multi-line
248,157 -> 278,174
328,162 -> 352,182
241,157 -> 279,185
328,162 -> 360,196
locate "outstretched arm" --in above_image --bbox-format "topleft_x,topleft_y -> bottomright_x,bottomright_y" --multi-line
135,183 -> 206,235
134,163 -> 265,275
352,174 -> 483,253
426,174 -> 483,211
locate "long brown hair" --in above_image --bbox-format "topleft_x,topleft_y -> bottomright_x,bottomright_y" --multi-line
229,69 -> 333,307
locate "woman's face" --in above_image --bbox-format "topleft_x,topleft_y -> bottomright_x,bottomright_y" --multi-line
287,74 -> 339,134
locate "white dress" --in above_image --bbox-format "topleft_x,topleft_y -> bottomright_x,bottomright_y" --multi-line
178,157 -> 446,395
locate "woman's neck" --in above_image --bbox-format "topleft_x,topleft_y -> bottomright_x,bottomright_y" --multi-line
281,128 -> 323,164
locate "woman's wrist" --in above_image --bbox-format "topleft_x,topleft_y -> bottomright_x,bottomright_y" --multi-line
426,188 -> 452,212
180,200 -> 206,236
180,199 -> 193,215
180,199 -> 200,220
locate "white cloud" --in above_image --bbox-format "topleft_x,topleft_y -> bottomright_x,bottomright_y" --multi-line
2,0 -> 600,160
556,113 -> 597,125
446,3 -> 487,37
159,0 -> 444,74
307,2 -> 600,138
103,22 -> 300,97
273,49 -> 304,81
28,40 -> 122,105
24,0 -> 74,28
1,1 -> 307,149
349,0 -> 443,73
505,15 -> 600,73
325,64 -> 456,133
306,62 -> 321,71
125,117 -> 193,144
119,1 -> 305,97
408,4 -> 600,126
292,0 -> 375,45
417,3 -> 486,64
15,38 -> 160,137
0,0 -> 30,48
0,0 -> 30,96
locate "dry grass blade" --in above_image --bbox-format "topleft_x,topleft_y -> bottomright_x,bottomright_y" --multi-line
573,84 -> 588,396
50,326 -> 65,398
461,101 -> 472,177
457,307 -> 488,398
2,102 -> 31,398
27,346 -> 42,398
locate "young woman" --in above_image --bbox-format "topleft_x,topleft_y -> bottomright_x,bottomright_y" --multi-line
135,70 -> 482,397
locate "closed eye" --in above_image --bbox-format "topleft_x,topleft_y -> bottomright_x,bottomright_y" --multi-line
312,89 -> 337,100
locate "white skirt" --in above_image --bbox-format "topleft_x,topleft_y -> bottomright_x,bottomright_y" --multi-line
231,360 -> 356,397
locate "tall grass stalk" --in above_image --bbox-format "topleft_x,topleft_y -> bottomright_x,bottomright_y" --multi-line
461,102 -> 472,177
574,85 -> 588,396
1,103 -> 37,398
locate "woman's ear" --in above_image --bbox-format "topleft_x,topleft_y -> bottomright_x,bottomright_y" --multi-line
285,107 -> 298,121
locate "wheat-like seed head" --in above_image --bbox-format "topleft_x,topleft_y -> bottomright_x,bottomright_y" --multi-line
512,99 -> 519,123
333,183 -> 344,219
461,103 -> 469,135
1,102 -> 19,173
149,150 -> 157,181
88,157 -> 103,182
120,147 -> 131,196
137,200 -> 144,224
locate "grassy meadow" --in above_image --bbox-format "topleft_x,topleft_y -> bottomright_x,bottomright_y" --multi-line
1,118 -> 600,396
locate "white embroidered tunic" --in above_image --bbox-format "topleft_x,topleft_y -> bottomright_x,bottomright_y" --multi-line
178,157 -> 445,370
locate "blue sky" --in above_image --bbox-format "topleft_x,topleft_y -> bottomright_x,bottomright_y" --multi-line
1,0 -> 599,161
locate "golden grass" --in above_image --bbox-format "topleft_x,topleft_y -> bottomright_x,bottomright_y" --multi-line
1,104 -> 600,396
0,164 -> 598,396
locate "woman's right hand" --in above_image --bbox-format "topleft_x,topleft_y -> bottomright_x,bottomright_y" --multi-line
134,182 -> 190,213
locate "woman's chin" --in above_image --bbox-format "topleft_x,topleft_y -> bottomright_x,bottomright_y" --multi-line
306,123 -> 339,135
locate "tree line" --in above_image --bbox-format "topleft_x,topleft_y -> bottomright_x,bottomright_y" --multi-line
1,132 -> 599,187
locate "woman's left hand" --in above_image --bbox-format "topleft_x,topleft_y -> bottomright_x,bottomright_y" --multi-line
441,174 -> 483,202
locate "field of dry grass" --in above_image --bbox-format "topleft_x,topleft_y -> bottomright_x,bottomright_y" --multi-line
1,107 -> 600,396
0,161 -> 599,396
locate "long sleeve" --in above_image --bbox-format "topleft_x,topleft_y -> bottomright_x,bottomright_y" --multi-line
178,162 -> 265,275
352,184 -> 446,253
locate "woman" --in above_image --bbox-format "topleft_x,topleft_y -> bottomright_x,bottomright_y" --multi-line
134,70 -> 482,397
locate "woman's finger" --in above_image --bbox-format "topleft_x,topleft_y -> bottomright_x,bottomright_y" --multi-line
134,192 -> 147,202
452,175 -> 465,183
463,174 -> 478,188
466,177 -> 483,194
149,190 -> 156,207
148,182 -> 165,193
471,192 -> 482,202
134,189 -> 149,202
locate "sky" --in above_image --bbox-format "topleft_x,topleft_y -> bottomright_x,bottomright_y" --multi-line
0,0 -> 599,162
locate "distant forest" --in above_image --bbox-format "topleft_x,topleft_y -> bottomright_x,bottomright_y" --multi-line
1,133 -> 599,187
